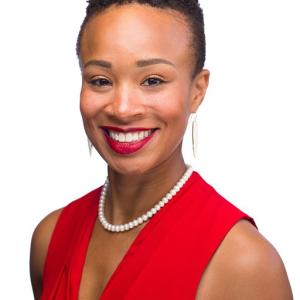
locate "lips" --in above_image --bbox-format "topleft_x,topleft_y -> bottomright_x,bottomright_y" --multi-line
102,126 -> 153,133
101,126 -> 158,155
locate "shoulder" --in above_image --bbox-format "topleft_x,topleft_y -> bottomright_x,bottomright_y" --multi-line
196,219 -> 293,300
29,187 -> 100,298
30,208 -> 63,299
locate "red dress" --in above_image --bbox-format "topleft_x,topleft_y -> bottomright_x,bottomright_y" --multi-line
41,171 -> 257,299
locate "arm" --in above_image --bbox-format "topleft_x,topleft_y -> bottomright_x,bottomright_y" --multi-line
195,220 -> 293,300
30,209 -> 63,300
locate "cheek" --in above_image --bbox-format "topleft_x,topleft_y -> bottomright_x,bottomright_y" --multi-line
80,87 -> 101,120
156,87 -> 190,124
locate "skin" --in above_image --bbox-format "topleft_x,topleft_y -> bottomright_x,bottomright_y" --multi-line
30,3 -> 293,300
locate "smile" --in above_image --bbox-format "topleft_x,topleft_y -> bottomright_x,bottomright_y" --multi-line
108,129 -> 153,142
101,126 -> 157,155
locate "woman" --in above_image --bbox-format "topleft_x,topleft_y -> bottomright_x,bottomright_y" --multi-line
30,1 -> 293,299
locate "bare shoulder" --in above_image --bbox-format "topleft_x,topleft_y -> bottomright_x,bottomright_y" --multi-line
30,208 -> 63,300
196,219 -> 293,300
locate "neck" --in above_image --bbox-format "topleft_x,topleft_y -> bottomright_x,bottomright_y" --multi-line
105,151 -> 187,224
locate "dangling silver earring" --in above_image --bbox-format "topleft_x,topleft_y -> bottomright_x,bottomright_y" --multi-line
192,113 -> 199,159
87,138 -> 93,156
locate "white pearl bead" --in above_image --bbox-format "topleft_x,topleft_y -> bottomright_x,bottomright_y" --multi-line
155,204 -> 161,211
98,166 -> 193,232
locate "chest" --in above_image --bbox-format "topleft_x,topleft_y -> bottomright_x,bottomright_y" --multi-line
77,224 -> 222,300
78,222 -> 144,300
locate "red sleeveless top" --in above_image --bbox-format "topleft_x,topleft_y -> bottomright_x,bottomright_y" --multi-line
41,171 -> 257,300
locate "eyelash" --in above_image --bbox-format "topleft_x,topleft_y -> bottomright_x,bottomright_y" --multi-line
142,77 -> 166,86
89,78 -> 111,87
88,76 -> 166,87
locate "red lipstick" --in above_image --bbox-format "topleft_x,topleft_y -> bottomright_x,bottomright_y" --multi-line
101,127 -> 157,155
102,126 -> 153,133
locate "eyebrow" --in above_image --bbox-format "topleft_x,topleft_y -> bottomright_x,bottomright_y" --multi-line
136,58 -> 175,68
83,58 -> 175,69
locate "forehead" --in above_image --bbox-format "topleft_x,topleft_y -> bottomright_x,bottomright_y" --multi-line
80,3 -> 193,70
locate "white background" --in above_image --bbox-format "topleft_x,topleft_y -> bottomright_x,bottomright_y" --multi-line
0,0 -> 299,298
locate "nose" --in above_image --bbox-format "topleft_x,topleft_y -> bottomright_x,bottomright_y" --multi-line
104,84 -> 145,122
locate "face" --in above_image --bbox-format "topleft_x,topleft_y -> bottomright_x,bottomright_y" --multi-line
79,3 -> 209,175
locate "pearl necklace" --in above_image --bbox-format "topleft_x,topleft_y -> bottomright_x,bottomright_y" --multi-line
98,165 -> 193,232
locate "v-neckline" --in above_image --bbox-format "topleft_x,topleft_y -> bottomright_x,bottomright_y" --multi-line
74,172 -> 196,300
97,219 -> 151,299
74,189 -> 160,300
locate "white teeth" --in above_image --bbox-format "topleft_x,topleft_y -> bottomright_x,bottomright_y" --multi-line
111,132 -> 116,140
119,133 -> 125,142
132,132 -> 139,140
108,129 -> 153,142
125,133 -> 133,142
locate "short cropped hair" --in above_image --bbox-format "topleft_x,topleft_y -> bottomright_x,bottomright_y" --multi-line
76,0 -> 206,78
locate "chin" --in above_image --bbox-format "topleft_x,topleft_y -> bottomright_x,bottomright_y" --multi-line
107,156 -> 161,177
109,164 -> 147,176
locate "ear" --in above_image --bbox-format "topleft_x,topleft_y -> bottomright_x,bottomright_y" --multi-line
189,69 -> 210,113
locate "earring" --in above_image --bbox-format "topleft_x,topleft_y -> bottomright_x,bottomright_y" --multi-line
192,113 -> 199,159
87,138 -> 93,156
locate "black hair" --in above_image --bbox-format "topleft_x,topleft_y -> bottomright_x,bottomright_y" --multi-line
76,0 -> 206,78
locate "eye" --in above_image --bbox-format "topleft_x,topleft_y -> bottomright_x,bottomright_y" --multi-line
89,77 -> 112,87
142,77 -> 166,86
